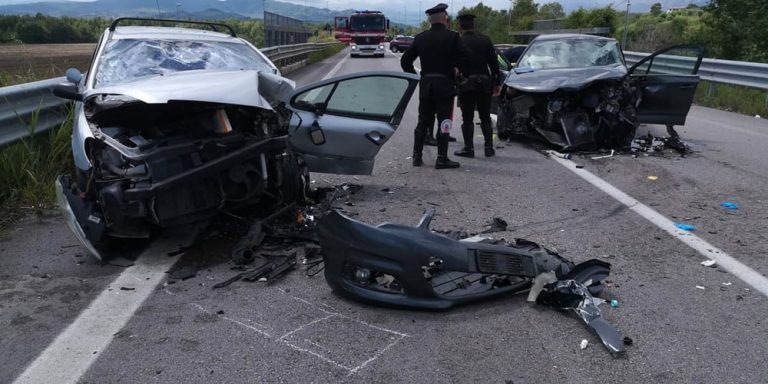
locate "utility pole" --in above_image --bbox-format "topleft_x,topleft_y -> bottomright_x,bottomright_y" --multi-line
622,0 -> 631,49
176,2 -> 180,19
154,0 -> 161,16
508,0 -> 513,38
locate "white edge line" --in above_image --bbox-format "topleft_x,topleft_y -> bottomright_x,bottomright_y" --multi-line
13,233 -> 194,384
550,155 -> 768,297
321,49 -> 350,81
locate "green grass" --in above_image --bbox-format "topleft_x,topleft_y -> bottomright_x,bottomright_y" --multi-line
0,106 -> 74,231
694,80 -> 768,117
0,69 -> 49,87
307,43 -> 345,65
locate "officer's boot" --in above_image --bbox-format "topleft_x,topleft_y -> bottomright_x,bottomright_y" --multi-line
435,132 -> 460,169
454,120 -> 475,158
412,128 -> 424,167
481,121 -> 495,157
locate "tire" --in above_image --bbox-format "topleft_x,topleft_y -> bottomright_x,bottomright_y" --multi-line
391,46 -> 398,53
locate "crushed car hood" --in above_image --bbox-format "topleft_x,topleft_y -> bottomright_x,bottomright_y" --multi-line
85,70 -> 294,109
505,65 -> 627,92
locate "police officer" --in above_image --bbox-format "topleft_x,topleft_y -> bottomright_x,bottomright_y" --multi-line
454,13 -> 501,158
401,3 -> 471,169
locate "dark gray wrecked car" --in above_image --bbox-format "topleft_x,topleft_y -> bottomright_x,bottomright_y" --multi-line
496,34 -> 704,151
318,210 -> 626,354
52,18 -> 418,259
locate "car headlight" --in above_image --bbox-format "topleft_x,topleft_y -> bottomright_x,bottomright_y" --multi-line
351,45 -> 358,50
378,45 -> 384,50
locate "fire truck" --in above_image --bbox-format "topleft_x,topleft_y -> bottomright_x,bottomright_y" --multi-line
335,11 -> 389,58
333,16 -> 351,43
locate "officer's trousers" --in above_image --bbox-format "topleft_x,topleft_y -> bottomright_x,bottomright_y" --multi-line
458,90 -> 493,149
414,96 -> 454,159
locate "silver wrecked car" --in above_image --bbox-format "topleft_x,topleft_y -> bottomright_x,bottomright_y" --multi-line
53,18 -> 418,259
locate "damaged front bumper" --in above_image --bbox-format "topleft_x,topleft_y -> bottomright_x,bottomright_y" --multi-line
318,210 -> 626,354
56,175 -> 104,260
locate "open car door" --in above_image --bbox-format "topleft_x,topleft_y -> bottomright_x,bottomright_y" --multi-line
287,71 -> 419,175
629,45 -> 704,126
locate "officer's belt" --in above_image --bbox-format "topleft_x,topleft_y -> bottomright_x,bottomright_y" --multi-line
421,73 -> 450,79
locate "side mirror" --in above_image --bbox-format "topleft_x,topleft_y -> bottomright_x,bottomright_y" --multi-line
65,68 -> 82,84
53,83 -> 83,101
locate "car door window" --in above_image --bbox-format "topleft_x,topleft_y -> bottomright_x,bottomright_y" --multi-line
630,45 -> 704,76
292,75 -> 411,120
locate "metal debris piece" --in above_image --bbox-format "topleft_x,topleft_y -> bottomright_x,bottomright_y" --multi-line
481,217 -> 508,234
591,149 -> 615,160
701,259 -> 717,267
537,279 -> 626,355
580,339 -> 589,349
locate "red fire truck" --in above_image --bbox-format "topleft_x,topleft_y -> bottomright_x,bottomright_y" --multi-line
335,11 -> 389,58
333,16 -> 351,43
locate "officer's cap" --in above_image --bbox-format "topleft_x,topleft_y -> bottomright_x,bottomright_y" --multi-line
456,13 -> 476,21
425,3 -> 448,15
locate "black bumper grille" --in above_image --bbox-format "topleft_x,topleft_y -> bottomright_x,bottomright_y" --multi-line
477,251 -> 524,275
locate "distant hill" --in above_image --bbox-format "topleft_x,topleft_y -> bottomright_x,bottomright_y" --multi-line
0,0 -> 360,23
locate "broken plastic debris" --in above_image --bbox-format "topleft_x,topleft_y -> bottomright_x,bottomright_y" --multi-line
580,339 -> 589,349
720,201 -> 739,210
695,285 -> 706,290
546,150 -> 571,159
647,176 -> 658,181
591,150 -> 615,160
623,337 -> 633,346
700,259 -> 717,267
610,299 -> 619,308
722,282 -> 732,286
527,271 -> 558,302
674,223 -> 695,232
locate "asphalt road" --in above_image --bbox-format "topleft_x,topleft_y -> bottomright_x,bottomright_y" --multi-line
2,47 -> 768,384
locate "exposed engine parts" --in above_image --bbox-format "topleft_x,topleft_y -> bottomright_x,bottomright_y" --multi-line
58,99 -> 309,253
497,79 -> 640,151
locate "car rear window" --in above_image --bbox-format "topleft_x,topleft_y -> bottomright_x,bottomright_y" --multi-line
94,39 -> 273,88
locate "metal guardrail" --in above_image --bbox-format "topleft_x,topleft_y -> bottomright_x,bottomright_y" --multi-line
0,42 -> 342,147
624,51 -> 768,91
0,77 -> 69,147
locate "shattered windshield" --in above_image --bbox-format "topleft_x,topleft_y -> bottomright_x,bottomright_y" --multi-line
517,39 -> 623,70
94,39 -> 273,88
350,15 -> 385,31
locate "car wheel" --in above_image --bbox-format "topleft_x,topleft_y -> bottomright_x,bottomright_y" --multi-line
391,46 -> 397,53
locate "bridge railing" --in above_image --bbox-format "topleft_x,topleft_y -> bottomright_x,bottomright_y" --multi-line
0,42 -> 342,147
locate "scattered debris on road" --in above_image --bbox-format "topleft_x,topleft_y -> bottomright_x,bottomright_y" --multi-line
580,339 -> 589,349
647,175 -> 658,181
675,223 -> 695,232
696,285 -> 706,290
701,259 -> 717,268
481,217 -> 508,234
720,201 -> 739,210
591,149 -> 615,160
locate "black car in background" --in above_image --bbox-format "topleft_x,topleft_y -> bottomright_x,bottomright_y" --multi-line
389,35 -> 414,53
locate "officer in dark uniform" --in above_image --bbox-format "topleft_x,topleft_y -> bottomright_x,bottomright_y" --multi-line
401,3 -> 472,169
454,13 -> 501,158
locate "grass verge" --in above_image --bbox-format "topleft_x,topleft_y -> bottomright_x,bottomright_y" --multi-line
307,43 -> 345,65
694,81 -> 768,117
0,107 -> 74,231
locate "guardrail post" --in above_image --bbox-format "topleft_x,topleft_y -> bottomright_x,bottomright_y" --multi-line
707,82 -> 716,97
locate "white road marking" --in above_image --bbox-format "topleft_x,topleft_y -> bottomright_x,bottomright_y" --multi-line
13,230 -> 196,384
322,49 -> 350,80
548,155 -> 768,298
